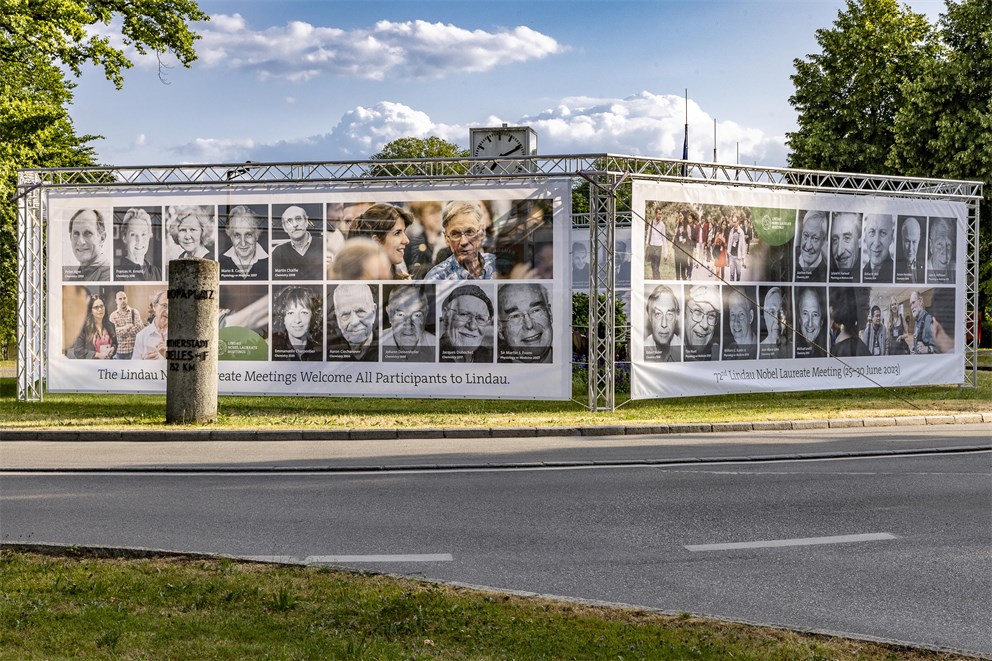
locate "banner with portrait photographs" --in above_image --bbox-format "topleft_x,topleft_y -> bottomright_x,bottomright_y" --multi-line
47,183 -> 571,399
630,181 -> 967,399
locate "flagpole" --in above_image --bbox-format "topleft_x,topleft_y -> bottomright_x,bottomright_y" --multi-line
713,118 -> 717,162
682,89 -> 689,176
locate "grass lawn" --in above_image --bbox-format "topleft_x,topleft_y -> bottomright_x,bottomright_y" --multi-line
1,359 -> 989,430
0,548 -> 973,661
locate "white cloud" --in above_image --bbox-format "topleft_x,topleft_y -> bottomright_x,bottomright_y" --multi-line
517,92 -> 786,166
171,93 -> 787,167
189,15 -> 565,82
169,137 -> 258,164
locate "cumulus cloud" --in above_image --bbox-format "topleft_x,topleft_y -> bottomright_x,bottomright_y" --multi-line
518,92 -> 786,166
169,137 -> 258,164
172,93 -> 787,167
187,15 -> 564,81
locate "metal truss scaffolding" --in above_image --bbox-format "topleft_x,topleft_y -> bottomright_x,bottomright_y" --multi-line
16,172 -> 45,402
16,155 -> 982,405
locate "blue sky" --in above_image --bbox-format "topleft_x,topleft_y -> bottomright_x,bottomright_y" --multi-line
70,0 -> 946,168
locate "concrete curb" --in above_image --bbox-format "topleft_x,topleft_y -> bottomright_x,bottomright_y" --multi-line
2,413 -> 988,442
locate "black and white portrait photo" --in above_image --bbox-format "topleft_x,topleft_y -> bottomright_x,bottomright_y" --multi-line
114,206 -> 162,281
63,207 -> 112,282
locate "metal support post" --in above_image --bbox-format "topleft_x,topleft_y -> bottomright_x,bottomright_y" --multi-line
587,173 -> 618,410
16,172 -> 45,401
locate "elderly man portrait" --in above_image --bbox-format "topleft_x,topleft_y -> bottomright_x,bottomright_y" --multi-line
64,208 -> 111,281
219,205 -> 268,280
115,207 -> 162,281
644,284 -> 681,362
272,203 -> 322,280
829,211 -> 862,282
439,284 -> 494,363
682,284 -> 721,362
895,216 -> 925,284
109,290 -> 146,360
326,283 -> 379,362
133,290 -> 169,361
496,283 -> 552,363
926,217 -> 956,284
722,286 -> 757,360
381,285 -> 435,362
759,286 -> 792,359
424,201 -> 496,280
794,210 -> 828,282
795,287 -> 827,358
861,214 -> 894,283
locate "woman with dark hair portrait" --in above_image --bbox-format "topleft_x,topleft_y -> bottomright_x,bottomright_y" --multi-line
166,205 -> 214,260
348,203 -> 413,280
70,294 -> 117,359
828,288 -> 870,357
271,286 -> 322,361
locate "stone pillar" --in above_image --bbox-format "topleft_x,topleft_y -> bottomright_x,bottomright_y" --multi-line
166,259 -> 219,424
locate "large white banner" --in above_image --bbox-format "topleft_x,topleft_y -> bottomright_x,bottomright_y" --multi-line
49,183 -> 572,399
631,182 -> 967,399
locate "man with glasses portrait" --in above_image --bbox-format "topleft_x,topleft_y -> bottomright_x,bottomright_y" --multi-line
423,201 -> 496,280
439,284 -> 494,363
497,283 -> 552,363
272,204 -> 322,280
381,285 -> 435,362
683,284 -> 721,362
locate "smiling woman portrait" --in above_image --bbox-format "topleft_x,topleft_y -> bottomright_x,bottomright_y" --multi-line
348,203 -> 415,280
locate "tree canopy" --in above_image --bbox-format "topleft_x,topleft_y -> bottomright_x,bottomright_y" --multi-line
371,136 -> 469,161
788,0 -> 990,343
369,136 -> 469,176
1,0 -> 208,354
787,0 -> 939,175
0,0 -> 207,88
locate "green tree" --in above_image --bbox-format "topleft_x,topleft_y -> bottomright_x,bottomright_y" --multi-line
887,0 -> 992,341
1,0 -> 208,357
369,136 -> 469,176
787,0 -> 938,174
1,0 -> 207,88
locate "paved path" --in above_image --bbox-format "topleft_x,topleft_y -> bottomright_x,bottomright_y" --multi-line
3,419 -> 989,471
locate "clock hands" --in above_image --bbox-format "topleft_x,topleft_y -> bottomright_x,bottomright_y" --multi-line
500,144 -> 524,157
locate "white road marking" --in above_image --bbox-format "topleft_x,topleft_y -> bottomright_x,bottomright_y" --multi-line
684,532 -> 897,552
305,554 -> 453,563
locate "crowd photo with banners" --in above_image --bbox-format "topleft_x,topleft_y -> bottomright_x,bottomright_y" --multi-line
631,182 -> 965,399
49,186 -> 569,399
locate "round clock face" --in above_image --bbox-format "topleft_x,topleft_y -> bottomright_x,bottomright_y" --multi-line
473,132 -> 527,173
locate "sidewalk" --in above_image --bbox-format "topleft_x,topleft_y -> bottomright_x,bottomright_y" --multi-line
2,415 -> 989,472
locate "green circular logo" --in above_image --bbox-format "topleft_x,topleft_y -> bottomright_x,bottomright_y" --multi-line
750,207 -> 796,247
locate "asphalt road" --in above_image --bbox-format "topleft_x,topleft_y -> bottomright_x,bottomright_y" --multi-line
2,448 -> 989,655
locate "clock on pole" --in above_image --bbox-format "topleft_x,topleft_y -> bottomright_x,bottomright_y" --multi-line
470,125 -> 538,175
